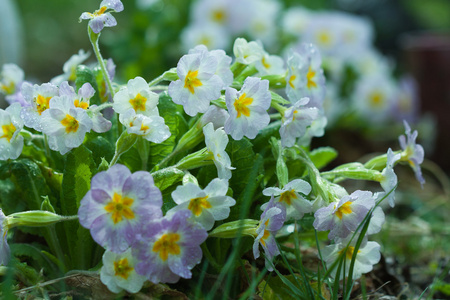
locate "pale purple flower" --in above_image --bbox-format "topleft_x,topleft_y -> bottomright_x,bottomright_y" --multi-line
0,209 -> 10,266
286,44 -> 326,109
0,103 -> 24,160
80,0 -> 124,34
200,105 -> 229,129
322,236 -> 381,280
40,95 -> 93,155
380,148 -> 401,207
399,120 -> 425,187
0,64 -> 24,96
262,179 -> 312,221
20,82 -> 59,132
253,196 -> 286,271
51,49 -> 90,85
255,53 -> 285,77
168,50 -> 223,116
313,190 -> 375,240
78,164 -> 163,253
133,210 -> 207,284
167,178 -> 236,230
203,123 -> 234,180
100,248 -> 146,293
279,97 -> 319,148
224,77 -> 271,140
392,76 -> 420,124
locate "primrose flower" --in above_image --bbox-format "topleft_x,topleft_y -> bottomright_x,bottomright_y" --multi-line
51,49 -> 90,84
286,45 -> 326,108
200,105 -> 229,129
78,164 -> 163,253
399,121 -> 425,187
113,76 -> 159,117
279,98 -> 319,148
40,95 -> 93,155
189,45 -> 233,88
0,209 -> 10,266
100,248 -> 147,294
119,109 -> 171,144
181,23 -> 231,53
392,76 -> 420,124
0,103 -> 24,160
313,190 -> 375,240
0,64 -> 24,96
352,74 -> 396,123
203,123 -> 234,180
224,77 -> 271,140
59,81 -> 111,133
168,50 -> 223,116
262,179 -> 312,221
245,0 -> 280,45
20,82 -> 59,131
282,7 -> 312,37
167,178 -> 236,231
80,0 -> 124,34
322,236 -> 381,280
380,148 -> 401,207
133,210 -> 207,284
233,38 -> 265,65
255,53 -> 285,77
253,196 -> 286,272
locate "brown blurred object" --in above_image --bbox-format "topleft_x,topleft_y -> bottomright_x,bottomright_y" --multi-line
402,31 -> 450,172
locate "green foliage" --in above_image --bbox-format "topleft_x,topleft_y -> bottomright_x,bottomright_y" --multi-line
309,147 -> 338,170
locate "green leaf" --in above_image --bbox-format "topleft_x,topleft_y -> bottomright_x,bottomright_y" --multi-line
148,93 -> 188,169
10,243 -> 57,277
152,167 -> 184,192
227,138 -> 257,195
84,135 -> 115,168
309,147 -> 338,170
61,145 -> 96,269
75,65 -> 102,106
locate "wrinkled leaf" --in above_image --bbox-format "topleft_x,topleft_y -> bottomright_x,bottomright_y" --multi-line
309,147 -> 338,170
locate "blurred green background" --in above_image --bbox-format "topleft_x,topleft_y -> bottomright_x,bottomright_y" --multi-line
2,0 -> 450,84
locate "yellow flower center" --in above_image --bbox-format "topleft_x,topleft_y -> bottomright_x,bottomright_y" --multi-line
234,93 -> 253,118
288,75 -> 296,89
94,6 -> 108,17
152,233 -> 181,261
368,91 -> 384,108
104,193 -> 135,224
184,70 -> 203,94
335,201 -> 352,220
259,220 -> 270,247
61,114 -> 80,133
0,82 -> 15,95
140,123 -> 149,132
340,246 -> 360,260
36,94 -> 52,115
279,190 -> 297,206
306,66 -> 317,89
261,57 -> 271,69
188,196 -> 211,217
129,93 -> 147,112
317,30 -> 331,47
212,9 -> 226,23
74,99 -> 89,110
114,258 -> 134,280
1,123 -> 16,142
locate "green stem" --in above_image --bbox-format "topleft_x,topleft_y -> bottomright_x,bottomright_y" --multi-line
148,85 -> 168,91
89,102 -> 113,114
88,27 -> 122,135
271,101 -> 286,115
200,243 -> 221,272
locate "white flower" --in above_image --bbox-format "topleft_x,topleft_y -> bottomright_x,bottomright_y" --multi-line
0,103 -> 24,160
200,105 -> 229,129
181,23 -> 231,53
167,178 -> 236,230
301,13 -> 341,57
322,237 -> 381,280
233,38 -> 265,65
203,123 -> 234,180
255,53 -> 285,76
280,98 -> 319,148
224,77 -> 271,140
59,81 -> 111,133
100,248 -> 147,294
20,82 -> 59,132
262,179 -> 312,221
380,148 -> 401,207
245,0 -> 280,45
189,45 -> 233,88
119,109 -> 171,144
113,76 -> 159,117
352,74 -> 396,123
168,51 -> 223,116
40,95 -> 93,155
0,64 -> 24,95
51,49 -> 90,84
281,7 -> 313,36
